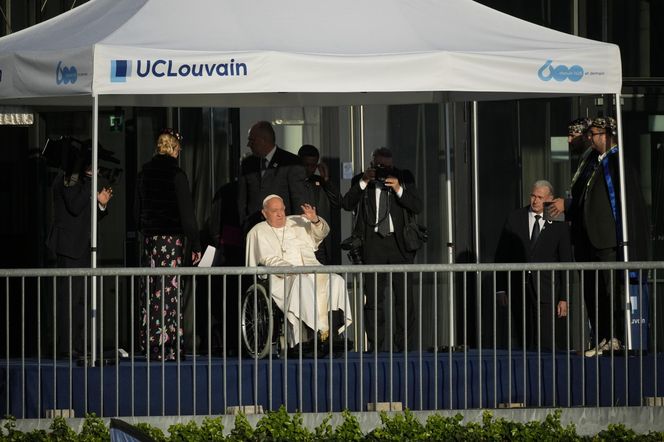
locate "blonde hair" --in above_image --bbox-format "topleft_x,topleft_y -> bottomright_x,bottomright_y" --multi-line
156,133 -> 180,156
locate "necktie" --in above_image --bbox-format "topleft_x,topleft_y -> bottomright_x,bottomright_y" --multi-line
376,189 -> 391,237
531,214 -> 541,245
260,157 -> 268,176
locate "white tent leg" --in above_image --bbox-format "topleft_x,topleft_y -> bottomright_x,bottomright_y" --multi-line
359,105 -> 366,168
445,102 -> 455,346
91,94 -> 99,366
615,94 -> 629,262
472,101 -> 480,264
615,93 -> 632,349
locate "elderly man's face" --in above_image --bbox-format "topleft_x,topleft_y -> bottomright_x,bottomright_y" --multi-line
530,185 -> 553,214
262,197 -> 286,228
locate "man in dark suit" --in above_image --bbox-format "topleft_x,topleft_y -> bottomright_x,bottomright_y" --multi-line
550,117 -> 649,356
495,180 -> 573,351
298,144 -> 342,264
550,118 -> 598,256
47,166 -> 112,357
342,147 -> 422,352
237,121 -> 311,232
552,117 -> 649,356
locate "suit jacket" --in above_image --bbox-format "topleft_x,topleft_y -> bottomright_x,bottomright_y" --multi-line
577,148 -> 648,260
47,172 -> 107,261
237,147 -> 312,231
495,206 -> 573,302
305,174 -> 341,264
567,148 -> 598,244
341,169 -> 422,259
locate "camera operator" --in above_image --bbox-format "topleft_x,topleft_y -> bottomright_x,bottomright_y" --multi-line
341,147 -> 422,352
47,146 -> 113,358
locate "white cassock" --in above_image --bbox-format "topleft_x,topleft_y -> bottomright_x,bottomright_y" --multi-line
245,215 -> 352,345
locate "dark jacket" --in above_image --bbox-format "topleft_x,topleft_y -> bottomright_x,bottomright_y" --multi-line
237,147 -> 312,232
572,147 -> 648,261
495,206 -> 573,302
47,172 -> 107,261
342,168 -> 422,259
136,154 -> 201,253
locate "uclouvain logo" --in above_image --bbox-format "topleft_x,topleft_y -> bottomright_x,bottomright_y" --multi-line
56,61 -> 77,85
111,60 -> 131,83
110,58 -> 248,82
538,60 -> 584,82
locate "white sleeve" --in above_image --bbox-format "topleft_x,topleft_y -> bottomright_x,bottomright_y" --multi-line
246,225 -> 291,267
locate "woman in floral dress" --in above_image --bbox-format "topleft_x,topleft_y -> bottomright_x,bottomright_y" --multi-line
135,129 -> 201,360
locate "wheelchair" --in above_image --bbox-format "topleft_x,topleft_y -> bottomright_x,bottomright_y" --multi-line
240,277 -> 284,358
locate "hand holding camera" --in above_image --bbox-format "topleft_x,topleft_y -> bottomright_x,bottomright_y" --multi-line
374,165 -> 401,193
362,164 -> 401,192
361,167 -> 376,183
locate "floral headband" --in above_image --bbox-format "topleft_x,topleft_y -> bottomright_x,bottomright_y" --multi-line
161,128 -> 183,142
590,117 -> 617,133
567,117 -> 591,136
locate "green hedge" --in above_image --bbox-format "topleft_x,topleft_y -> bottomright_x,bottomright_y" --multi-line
2,408 -> 664,441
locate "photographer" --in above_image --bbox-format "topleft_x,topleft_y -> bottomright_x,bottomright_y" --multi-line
46,144 -> 113,358
341,147 -> 422,352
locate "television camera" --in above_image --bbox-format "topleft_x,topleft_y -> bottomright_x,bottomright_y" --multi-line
42,136 -> 122,185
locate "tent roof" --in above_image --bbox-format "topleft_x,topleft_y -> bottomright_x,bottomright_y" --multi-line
0,0 -> 621,106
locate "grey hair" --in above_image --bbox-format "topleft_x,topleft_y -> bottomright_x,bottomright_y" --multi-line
262,194 -> 283,209
532,180 -> 554,196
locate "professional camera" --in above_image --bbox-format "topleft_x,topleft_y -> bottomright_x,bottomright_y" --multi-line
373,164 -> 391,182
340,235 -> 363,265
42,136 -> 122,184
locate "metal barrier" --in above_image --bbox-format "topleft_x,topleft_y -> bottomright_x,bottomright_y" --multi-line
1,262 -> 662,418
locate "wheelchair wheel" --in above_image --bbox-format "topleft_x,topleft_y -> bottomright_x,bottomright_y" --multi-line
241,281 -> 273,358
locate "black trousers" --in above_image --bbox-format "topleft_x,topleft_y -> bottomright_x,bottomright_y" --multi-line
510,275 -> 559,351
575,235 -> 622,344
362,232 -> 415,352
56,253 -> 90,356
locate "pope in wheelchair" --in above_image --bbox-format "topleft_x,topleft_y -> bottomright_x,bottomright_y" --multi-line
245,194 -> 353,348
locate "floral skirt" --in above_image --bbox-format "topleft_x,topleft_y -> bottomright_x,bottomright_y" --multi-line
140,235 -> 184,360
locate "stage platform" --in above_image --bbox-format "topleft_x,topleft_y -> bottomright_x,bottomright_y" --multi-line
3,349 -> 664,418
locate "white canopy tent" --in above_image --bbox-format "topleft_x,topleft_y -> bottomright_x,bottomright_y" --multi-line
0,0 -> 620,101
0,0 -> 630,353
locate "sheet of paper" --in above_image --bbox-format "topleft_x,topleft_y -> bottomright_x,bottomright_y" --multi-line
198,245 -> 216,267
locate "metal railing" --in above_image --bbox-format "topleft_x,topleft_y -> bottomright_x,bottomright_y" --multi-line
1,262 -> 662,418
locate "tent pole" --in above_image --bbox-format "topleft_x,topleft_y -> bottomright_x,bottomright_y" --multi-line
445,102 -> 455,347
445,103 -> 455,265
615,94 -> 629,263
472,101 -> 480,264
359,105 -> 366,169
615,93 -> 632,349
91,94 -> 99,366
209,108 -> 215,199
